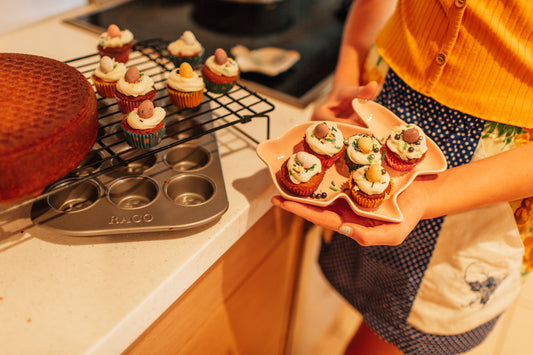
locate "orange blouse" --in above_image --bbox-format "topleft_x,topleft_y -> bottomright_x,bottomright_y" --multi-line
375,0 -> 533,128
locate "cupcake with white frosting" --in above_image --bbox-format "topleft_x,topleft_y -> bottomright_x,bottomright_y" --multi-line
202,48 -> 240,94
303,121 -> 345,168
344,133 -> 384,170
91,56 -> 127,98
349,164 -> 392,208
384,123 -> 428,171
115,66 -> 156,113
122,100 -> 166,149
280,151 -> 325,196
166,62 -> 205,108
97,24 -> 134,63
167,30 -> 205,68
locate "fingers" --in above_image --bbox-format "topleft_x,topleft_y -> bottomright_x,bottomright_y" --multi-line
271,196 -> 343,231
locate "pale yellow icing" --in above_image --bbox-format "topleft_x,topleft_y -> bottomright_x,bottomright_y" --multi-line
345,133 -> 383,165
167,31 -> 203,56
205,55 -> 239,77
93,60 -> 126,82
287,152 -> 322,184
126,107 -> 166,130
167,68 -> 204,92
116,74 -> 154,97
351,165 -> 391,195
305,121 -> 344,157
98,29 -> 134,48
386,124 -> 427,160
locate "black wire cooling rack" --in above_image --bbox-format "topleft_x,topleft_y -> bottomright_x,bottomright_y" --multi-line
1,39 -> 274,215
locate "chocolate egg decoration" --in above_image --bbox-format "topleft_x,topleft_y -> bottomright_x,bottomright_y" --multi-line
179,62 -> 194,78
99,56 -> 114,73
295,152 -> 316,169
214,48 -> 228,65
403,127 -> 420,144
107,24 -> 121,38
182,30 -> 196,45
125,67 -> 140,83
366,164 -> 383,183
313,123 -> 329,139
357,136 -> 373,153
137,100 -> 154,118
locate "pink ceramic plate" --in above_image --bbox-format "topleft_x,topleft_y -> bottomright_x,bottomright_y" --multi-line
256,99 -> 448,222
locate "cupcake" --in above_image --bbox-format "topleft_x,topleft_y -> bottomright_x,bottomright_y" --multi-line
97,24 -> 134,63
344,133 -> 384,170
122,100 -> 166,149
167,30 -> 205,69
166,62 -> 205,108
115,66 -> 157,113
202,48 -> 240,94
384,123 -> 428,171
349,164 -> 392,208
303,121 -> 345,168
91,56 -> 127,98
280,151 -> 325,196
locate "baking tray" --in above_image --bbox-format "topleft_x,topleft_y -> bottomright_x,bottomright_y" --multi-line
24,39 -> 274,236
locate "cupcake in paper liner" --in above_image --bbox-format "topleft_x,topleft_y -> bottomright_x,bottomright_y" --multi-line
303,121 -> 345,168
115,66 -> 156,113
166,62 -> 205,108
91,56 -> 127,98
349,164 -> 392,209
202,48 -> 239,94
280,151 -> 325,196
344,133 -> 384,171
97,24 -> 134,63
384,123 -> 427,171
122,100 -> 166,149
167,30 -> 205,69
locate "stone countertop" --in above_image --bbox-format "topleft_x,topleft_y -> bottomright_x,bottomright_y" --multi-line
0,6 -> 319,354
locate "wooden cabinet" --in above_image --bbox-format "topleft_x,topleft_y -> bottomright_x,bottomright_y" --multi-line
124,207 -> 305,355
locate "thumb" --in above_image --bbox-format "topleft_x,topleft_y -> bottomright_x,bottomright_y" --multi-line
356,81 -> 379,100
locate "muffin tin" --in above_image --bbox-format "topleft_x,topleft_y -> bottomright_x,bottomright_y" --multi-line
27,39 -> 274,236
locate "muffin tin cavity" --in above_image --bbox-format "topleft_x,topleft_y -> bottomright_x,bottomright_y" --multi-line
108,176 -> 159,209
164,145 -> 210,172
165,174 -> 215,206
47,179 -> 101,213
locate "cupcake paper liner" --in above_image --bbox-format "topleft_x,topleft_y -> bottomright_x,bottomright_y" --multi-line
303,139 -> 345,168
167,86 -> 204,108
97,42 -> 133,63
350,181 -> 393,209
384,145 -> 424,171
203,79 -> 238,94
167,48 -> 205,69
91,74 -> 117,98
280,158 -> 325,196
122,122 -> 166,149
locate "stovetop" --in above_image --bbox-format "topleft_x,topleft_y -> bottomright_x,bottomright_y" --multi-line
65,0 -> 346,107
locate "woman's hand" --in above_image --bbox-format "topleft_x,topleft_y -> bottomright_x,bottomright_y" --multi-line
271,174 -> 434,246
312,81 -> 379,125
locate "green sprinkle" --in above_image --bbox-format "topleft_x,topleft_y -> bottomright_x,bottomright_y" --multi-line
329,186 -> 339,192
403,141 -> 408,150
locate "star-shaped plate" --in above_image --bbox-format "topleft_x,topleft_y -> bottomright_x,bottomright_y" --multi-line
256,99 -> 448,222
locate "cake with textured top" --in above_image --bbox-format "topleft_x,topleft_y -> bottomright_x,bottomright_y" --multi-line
0,53 -> 99,203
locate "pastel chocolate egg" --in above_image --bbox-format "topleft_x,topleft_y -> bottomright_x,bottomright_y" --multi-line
366,164 -> 383,183
179,62 -> 194,78
313,123 -> 329,139
181,30 -> 196,45
214,48 -> 228,65
107,24 -> 121,38
137,100 -> 154,118
403,127 -> 420,144
99,56 -> 114,73
125,67 -> 140,83
357,136 -> 373,153
295,152 -> 316,169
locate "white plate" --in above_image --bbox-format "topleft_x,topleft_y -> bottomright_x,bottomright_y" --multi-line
256,99 -> 448,222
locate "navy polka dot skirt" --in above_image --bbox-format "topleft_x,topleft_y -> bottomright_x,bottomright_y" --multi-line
318,70 -> 498,354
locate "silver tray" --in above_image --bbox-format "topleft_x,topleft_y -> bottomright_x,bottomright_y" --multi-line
26,39 -> 274,236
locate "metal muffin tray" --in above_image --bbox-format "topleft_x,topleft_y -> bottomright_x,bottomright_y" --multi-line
26,39 -> 274,236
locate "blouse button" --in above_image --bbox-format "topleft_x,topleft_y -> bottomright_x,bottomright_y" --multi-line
436,53 -> 447,65
455,0 -> 466,8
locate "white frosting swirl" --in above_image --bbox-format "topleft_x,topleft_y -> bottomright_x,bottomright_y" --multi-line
204,55 -> 239,77
386,124 -> 427,160
126,107 -> 166,130
98,29 -> 134,48
287,152 -> 322,184
351,166 -> 391,195
305,121 -> 344,156
167,31 -> 203,56
345,133 -> 383,165
167,68 -> 204,92
116,74 -> 155,97
93,61 -> 126,81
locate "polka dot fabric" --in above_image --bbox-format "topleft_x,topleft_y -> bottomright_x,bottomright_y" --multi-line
319,70 -> 494,354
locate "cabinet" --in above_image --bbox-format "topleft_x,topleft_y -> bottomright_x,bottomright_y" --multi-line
124,207 -> 306,354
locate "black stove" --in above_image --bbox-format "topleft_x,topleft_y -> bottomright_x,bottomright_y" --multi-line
65,0 -> 348,106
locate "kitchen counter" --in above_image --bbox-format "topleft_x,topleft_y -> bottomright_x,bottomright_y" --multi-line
0,6 -> 320,354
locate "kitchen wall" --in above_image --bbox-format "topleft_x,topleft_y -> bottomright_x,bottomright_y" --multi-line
1,0 -> 88,35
